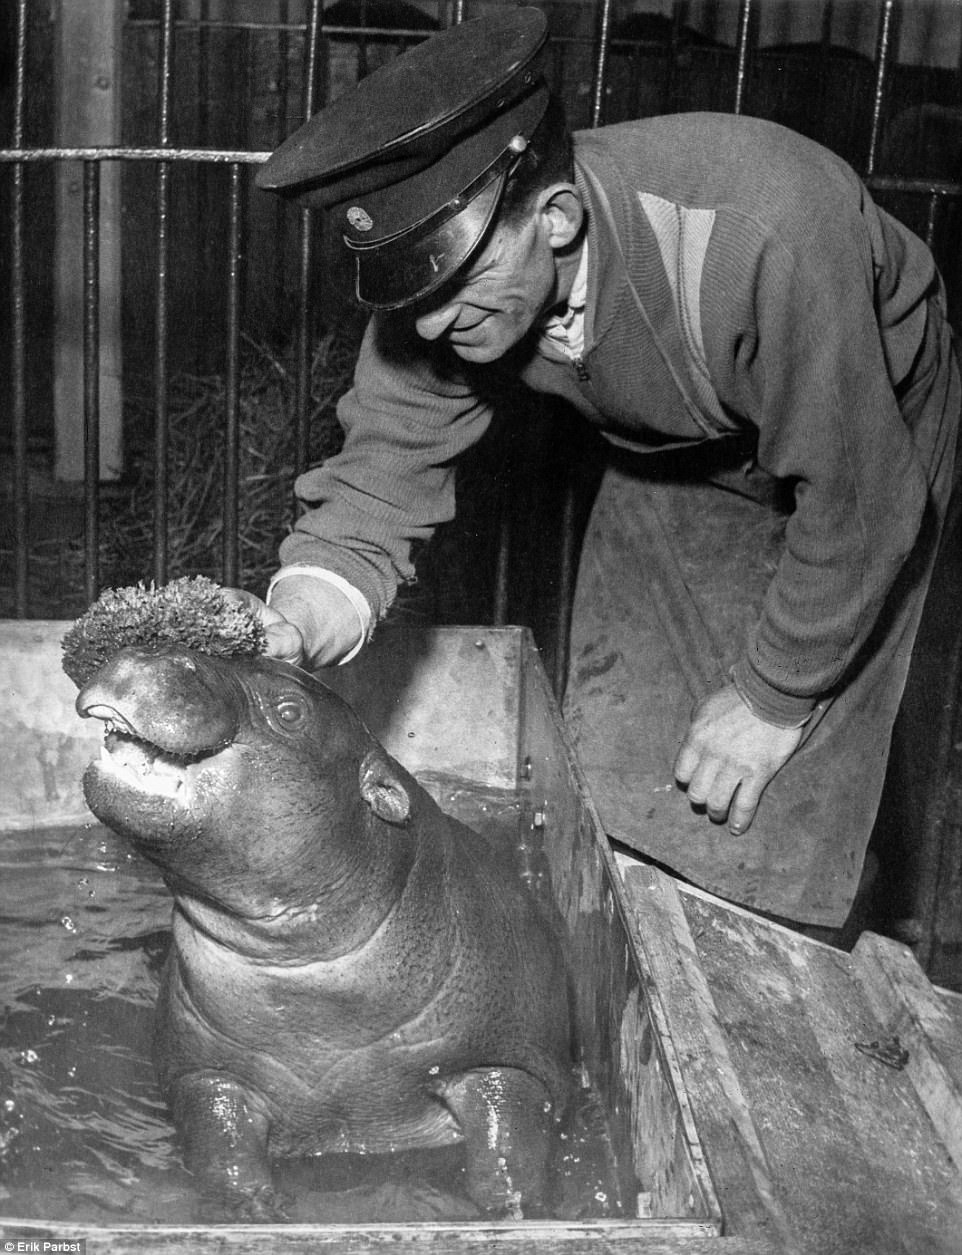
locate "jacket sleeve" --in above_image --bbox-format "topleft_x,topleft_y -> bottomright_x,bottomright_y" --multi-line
279,314 -> 494,620
703,202 -> 935,725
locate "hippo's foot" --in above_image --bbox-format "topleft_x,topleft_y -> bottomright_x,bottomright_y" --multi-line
169,1074 -> 286,1224
232,1183 -> 291,1224
440,1066 -> 559,1219
196,1182 -> 291,1225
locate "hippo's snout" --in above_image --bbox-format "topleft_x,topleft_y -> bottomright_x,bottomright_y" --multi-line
78,647 -> 248,821
76,645 -> 240,758
76,698 -> 201,800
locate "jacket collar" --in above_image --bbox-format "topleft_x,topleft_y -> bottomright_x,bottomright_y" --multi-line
573,135 -> 687,368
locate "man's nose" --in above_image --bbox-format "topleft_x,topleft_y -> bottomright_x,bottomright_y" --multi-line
414,300 -> 461,342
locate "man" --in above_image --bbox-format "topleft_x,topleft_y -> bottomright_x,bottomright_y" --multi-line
240,8 -> 960,934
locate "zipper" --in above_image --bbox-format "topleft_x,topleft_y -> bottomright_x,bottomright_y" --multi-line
574,356 -> 590,383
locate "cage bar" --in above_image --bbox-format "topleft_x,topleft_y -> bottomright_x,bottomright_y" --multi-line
733,0 -> 754,115
590,0 -> 615,129
293,0 -> 323,492
222,163 -> 244,587
82,161 -> 101,604
152,0 -> 176,587
273,0 -> 292,320
9,0 -> 29,618
867,0 -> 898,177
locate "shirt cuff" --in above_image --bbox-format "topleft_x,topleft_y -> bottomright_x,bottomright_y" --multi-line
266,565 -> 372,665
729,658 -> 818,729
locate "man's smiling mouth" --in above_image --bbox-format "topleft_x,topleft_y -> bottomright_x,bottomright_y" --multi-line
450,314 -> 492,338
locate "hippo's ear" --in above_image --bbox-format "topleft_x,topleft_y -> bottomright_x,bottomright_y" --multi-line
359,749 -> 411,826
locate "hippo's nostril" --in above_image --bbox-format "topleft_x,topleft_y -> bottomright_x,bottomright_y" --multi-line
82,703 -> 140,736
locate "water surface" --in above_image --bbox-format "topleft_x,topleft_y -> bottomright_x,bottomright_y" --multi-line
0,787 -> 619,1225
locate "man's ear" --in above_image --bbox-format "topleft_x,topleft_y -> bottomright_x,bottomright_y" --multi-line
538,183 -> 584,251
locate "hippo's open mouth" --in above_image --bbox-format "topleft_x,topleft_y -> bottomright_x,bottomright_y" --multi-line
97,724 -> 213,802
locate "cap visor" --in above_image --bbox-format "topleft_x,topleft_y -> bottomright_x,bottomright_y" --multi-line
354,172 -> 506,311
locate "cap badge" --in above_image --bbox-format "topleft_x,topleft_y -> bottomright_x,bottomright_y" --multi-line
346,206 -> 374,232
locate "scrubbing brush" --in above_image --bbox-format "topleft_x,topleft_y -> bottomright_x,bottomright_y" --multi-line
62,575 -> 267,688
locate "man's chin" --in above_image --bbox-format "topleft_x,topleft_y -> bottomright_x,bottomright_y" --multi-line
450,338 -> 514,364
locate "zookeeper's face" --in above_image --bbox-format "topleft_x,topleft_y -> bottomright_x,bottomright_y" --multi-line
410,210 -> 559,364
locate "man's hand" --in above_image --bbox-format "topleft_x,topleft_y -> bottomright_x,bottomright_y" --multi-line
221,588 -> 309,665
673,682 -> 803,834
222,577 -> 363,668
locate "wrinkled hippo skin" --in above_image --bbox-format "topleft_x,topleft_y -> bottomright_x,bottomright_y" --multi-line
76,645 -> 571,1222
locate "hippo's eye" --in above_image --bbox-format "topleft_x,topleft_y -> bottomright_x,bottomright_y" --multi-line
275,698 -> 306,726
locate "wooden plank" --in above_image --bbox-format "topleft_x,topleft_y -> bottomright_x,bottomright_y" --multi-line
618,862 -> 962,1254
679,888 -> 962,1254
0,1220 -> 777,1255
853,930 -> 962,1168
519,640 -> 722,1229
616,862 -> 802,1253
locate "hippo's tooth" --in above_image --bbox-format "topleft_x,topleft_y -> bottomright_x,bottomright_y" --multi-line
98,739 -> 188,800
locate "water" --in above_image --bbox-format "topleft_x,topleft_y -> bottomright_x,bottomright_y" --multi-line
0,785 -> 621,1226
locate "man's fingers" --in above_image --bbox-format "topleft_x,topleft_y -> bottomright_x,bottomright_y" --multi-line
219,586 -> 307,664
263,620 -> 306,665
679,760 -> 716,808
706,771 -> 742,824
728,777 -> 764,834
673,739 -> 700,787
674,745 -> 763,831
673,684 -> 805,834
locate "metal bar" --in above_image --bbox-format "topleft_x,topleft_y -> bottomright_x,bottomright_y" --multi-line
82,162 -> 101,604
121,21 -> 719,49
866,176 -> 962,197
197,0 -> 211,385
273,0 -> 291,319
153,0 -> 175,585
222,164 -> 243,587
924,191 -> 939,251
356,0 -> 370,80
0,147 -> 271,162
294,0 -> 322,488
153,163 -> 171,589
815,0 -> 836,129
10,0 -> 29,616
589,0 -> 615,129
275,0 -> 292,144
552,485 -> 578,700
5,154 -> 956,204
733,0 -> 754,115
127,19 -> 436,39
866,0 -> 898,177
663,0 -> 687,114
199,0 -> 211,145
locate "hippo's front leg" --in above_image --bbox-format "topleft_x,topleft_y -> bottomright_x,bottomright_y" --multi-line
169,1073 -> 289,1222
441,1067 -> 557,1219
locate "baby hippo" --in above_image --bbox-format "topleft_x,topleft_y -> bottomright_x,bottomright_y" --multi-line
76,645 -> 571,1221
